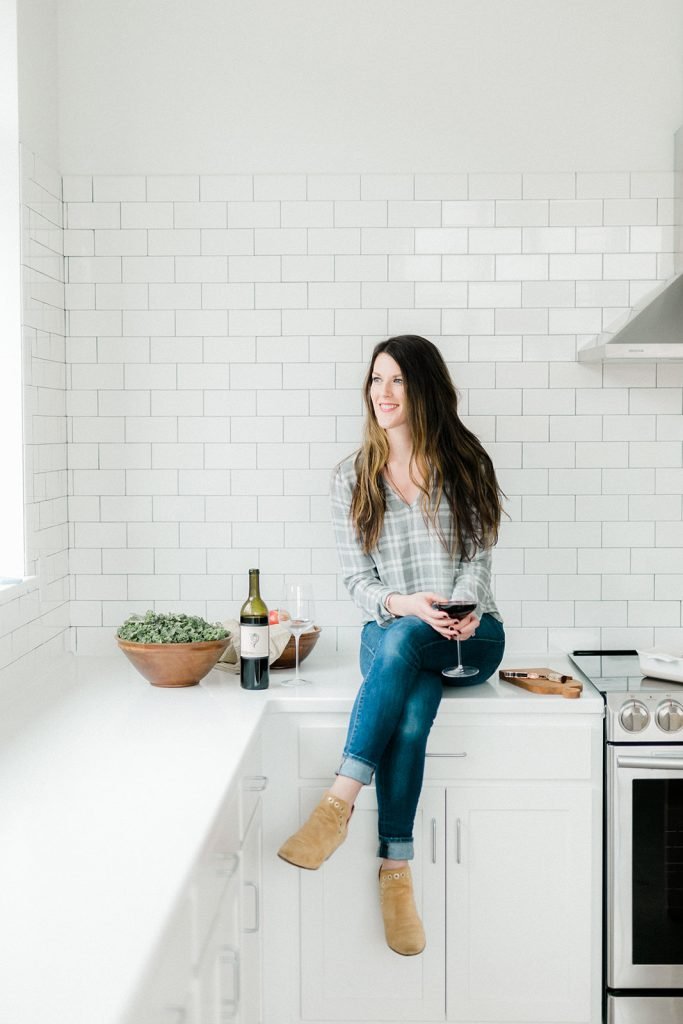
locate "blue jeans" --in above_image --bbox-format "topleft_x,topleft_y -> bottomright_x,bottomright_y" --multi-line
337,613 -> 505,860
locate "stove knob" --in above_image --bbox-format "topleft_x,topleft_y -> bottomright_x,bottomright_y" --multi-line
619,700 -> 650,732
656,700 -> 683,733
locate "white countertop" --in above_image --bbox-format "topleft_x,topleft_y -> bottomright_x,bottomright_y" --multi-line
0,648 -> 602,1024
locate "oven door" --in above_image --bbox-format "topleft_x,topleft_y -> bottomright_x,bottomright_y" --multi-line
609,744 -> 683,989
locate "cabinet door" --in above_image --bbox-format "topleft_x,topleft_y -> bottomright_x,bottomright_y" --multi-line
193,786 -> 241,966
445,784 -> 594,1024
195,870 -> 242,1024
241,801 -> 263,1024
300,785 -> 446,1021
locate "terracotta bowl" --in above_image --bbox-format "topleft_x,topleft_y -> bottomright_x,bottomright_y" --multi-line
271,626 -> 322,670
117,636 -> 231,688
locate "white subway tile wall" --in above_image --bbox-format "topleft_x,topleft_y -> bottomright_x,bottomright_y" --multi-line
0,149 -> 70,678
18,168 -> 681,656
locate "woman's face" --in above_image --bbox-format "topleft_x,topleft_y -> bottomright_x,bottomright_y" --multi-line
369,352 -> 407,431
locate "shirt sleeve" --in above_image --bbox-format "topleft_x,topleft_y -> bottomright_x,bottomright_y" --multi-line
330,464 -> 395,626
450,544 -> 493,620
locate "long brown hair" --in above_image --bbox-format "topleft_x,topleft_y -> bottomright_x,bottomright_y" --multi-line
350,335 -> 504,558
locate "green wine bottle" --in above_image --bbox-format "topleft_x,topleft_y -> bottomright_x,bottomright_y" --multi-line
240,568 -> 269,690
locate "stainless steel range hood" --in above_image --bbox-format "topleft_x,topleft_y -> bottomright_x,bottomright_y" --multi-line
578,273 -> 683,362
578,125 -> 683,363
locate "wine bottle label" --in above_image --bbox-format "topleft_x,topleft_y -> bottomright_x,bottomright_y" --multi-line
240,624 -> 269,659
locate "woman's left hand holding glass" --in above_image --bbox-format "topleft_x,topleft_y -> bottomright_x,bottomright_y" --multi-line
448,611 -> 479,640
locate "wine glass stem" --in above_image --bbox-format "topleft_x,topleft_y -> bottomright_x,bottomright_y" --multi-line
294,634 -> 301,682
456,636 -> 463,670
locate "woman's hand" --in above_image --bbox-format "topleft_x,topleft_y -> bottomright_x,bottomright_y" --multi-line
387,592 -> 480,640
447,611 -> 479,641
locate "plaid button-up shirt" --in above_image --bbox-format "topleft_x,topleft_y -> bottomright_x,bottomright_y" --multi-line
331,455 -> 501,627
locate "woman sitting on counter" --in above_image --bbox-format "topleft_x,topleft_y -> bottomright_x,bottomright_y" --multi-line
278,334 -> 505,956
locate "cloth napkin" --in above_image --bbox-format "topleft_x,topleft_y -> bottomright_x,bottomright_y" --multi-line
215,618 -> 291,674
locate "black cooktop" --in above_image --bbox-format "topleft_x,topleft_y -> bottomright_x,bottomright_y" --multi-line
570,649 -> 683,695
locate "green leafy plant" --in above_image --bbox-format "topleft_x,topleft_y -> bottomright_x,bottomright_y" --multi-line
117,611 -> 230,644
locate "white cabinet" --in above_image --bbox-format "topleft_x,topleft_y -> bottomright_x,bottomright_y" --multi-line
300,785 -> 446,1022
195,865 -> 242,1024
241,801 -> 263,1024
126,738 -> 265,1024
124,702 -> 601,1024
240,735 -> 266,1024
263,710 -> 602,1024
445,784 -> 594,1023
193,787 -> 241,967
194,742 -> 265,1024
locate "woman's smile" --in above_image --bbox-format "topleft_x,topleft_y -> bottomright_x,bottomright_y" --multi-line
374,397 -> 403,425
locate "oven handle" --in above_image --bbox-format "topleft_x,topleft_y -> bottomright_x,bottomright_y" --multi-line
617,754 -> 683,770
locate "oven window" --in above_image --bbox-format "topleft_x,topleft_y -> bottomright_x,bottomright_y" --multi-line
633,779 -> 683,964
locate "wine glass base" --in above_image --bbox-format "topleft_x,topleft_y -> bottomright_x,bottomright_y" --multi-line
278,675 -> 313,687
442,665 -> 479,678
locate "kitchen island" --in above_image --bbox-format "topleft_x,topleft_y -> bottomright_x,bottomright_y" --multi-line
0,649 -> 603,1024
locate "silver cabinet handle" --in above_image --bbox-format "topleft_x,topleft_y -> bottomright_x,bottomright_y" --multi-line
425,752 -> 467,758
243,880 -> 260,933
456,818 -> 462,864
431,818 -> 437,864
243,775 -> 268,791
218,946 -> 240,1021
618,755 -> 683,770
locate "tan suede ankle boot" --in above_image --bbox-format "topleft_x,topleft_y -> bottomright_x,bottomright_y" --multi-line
277,791 -> 353,870
379,864 -> 426,955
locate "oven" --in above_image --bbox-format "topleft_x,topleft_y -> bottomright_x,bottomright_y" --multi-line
608,742 -> 683,1020
571,652 -> 683,1024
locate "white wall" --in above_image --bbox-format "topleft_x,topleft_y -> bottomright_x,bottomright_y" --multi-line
0,2 -> 70,681
0,150 -> 71,681
8,1 -> 683,664
57,0 -> 683,175
63,168 -> 680,656
17,0 -> 60,168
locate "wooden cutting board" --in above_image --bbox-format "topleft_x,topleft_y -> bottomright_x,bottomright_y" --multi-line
499,669 -> 583,699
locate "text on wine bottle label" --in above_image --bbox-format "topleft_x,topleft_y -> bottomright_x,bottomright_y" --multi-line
240,624 -> 269,659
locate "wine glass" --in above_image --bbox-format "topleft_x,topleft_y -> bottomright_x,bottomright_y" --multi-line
278,581 -> 315,686
439,594 -> 479,680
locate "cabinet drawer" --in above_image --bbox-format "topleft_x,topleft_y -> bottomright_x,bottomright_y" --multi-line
425,720 -> 594,780
192,785 -> 240,963
296,715 -> 595,782
240,732 -> 266,839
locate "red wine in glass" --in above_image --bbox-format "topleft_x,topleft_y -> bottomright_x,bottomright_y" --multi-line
434,600 -> 477,618
433,599 -> 478,678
